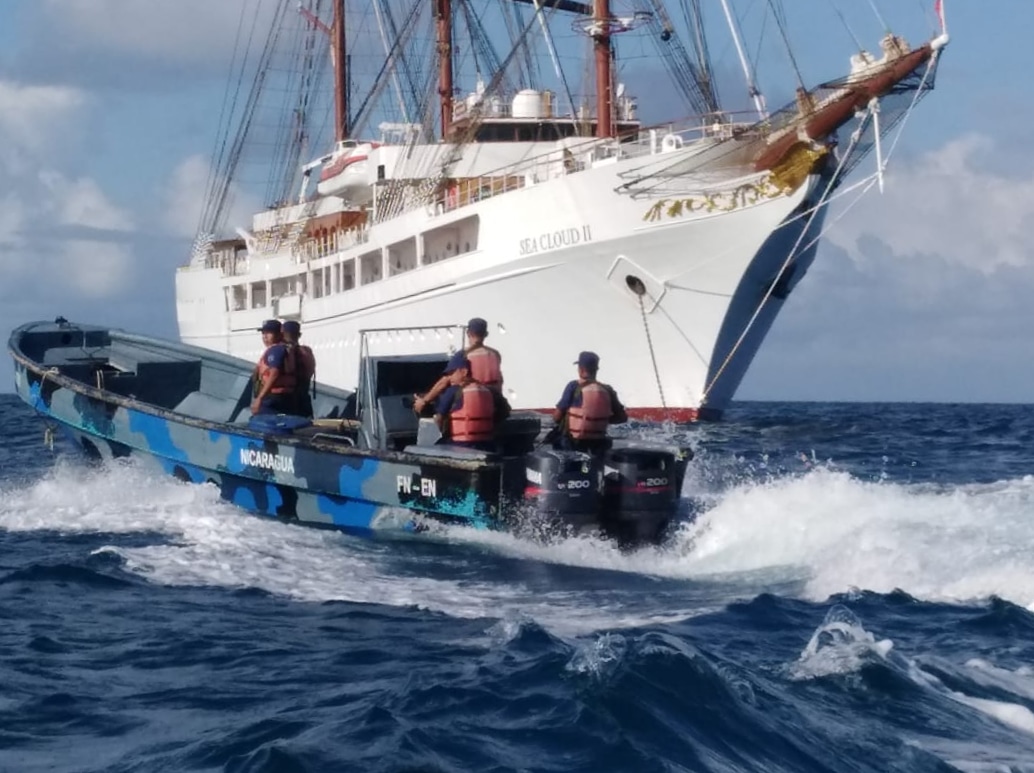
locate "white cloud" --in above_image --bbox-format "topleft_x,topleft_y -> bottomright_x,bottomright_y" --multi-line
828,133 -> 1034,274
0,81 -> 86,171
161,155 -> 209,238
36,0 -> 273,67
161,154 -> 264,239
38,171 -> 134,232
0,78 -> 135,301
57,240 -> 135,298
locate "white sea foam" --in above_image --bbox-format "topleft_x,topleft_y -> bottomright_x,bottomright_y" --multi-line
0,458 -> 699,636
5,456 -> 1034,631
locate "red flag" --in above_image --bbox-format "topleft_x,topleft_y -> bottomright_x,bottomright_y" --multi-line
934,0 -> 946,33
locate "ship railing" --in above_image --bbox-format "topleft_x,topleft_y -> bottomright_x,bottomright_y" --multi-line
291,224 -> 370,263
430,111 -> 761,215
204,251 -> 250,277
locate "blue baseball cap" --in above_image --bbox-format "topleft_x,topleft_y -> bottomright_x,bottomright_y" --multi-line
467,317 -> 488,337
443,351 -> 471,374
282,320 -> 301,335
258,319 -> 281,334
575,351 -> 600,370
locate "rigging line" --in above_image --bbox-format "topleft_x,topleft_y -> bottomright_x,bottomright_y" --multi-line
677,0 -> 713,108
464,0 -> 513,95
767,0 -> 805,91
209,0 -> 292,233
374,0 -> 411,124
699,120 -> 867,404
831,3 -> 865,53
350,1 -> 424,136
867,0 -> 891,34
506,0 -> 537,86
832,45 -> 944,191
199,0 -> 251,238
531,0 -> 578,120
436,7 -> 554,170
700,52 -> 939,403
636,0 -> 715,115
379,0 -> 425,130
618,40 -> 936,197
200,0 -> 267,235
457,0 -> 481,76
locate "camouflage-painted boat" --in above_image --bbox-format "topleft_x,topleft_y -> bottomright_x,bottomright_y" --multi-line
9,318 -> 692,543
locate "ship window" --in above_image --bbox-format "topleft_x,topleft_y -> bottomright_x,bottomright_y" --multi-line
422,215 -> 479,264
360,250 -> 382,285
388,238 -> 417,276
377,164 -> 385,181
250,281 -> 267,308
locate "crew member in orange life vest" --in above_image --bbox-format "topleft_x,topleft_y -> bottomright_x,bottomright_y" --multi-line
281,320 -> 316,418
552,351 -> 627,453
414,317 -> 504,415
251,319 -> 297,415
434,351 -> 510,451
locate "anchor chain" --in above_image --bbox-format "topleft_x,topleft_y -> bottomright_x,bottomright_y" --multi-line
635,287 -> 668,414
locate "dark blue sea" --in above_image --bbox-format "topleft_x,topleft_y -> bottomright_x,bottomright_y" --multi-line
3,394 -> 1034,772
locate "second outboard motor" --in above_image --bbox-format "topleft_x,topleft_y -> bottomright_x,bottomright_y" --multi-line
520,448 -> 602,536
601,445 -> 686,544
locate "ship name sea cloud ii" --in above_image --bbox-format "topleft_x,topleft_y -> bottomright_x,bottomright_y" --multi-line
176,0 -> 949,420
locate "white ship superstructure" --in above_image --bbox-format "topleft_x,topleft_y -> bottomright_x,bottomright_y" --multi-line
176,0 -> 949,420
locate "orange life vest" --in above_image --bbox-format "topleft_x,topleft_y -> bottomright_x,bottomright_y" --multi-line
256,344 -> 297,395
449,382 -> 495,442
466,345 -> 503,392
567,381 -> 611,440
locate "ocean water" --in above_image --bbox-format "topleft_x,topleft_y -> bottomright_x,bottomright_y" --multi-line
3,393 -> 1034,772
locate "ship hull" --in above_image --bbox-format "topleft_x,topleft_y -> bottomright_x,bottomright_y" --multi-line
177,150 -> 829,420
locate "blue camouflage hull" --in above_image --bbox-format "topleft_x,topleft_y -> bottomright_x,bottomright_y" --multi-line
11,345 -> 501,535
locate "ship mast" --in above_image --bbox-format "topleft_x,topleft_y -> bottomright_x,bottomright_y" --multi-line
435,0 -> 454,139
593,0 -> 614,138
333,0 -> 348,141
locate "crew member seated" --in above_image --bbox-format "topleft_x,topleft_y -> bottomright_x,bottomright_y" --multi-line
251,319 -> 297,415
414,317 -> 504,414
434,351 -> 510,451
282,320 -> 316,418
552,351 -> 627,454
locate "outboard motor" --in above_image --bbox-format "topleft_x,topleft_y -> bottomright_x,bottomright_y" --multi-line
520,448 -> 602,536
601,445 -> 688,544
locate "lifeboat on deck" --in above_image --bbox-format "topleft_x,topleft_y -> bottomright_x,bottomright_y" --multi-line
317,139 -> 380,202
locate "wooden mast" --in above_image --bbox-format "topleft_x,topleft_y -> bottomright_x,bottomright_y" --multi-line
593,0 -> 613,138
435,0 -> 454,139
333,0 -> 348,141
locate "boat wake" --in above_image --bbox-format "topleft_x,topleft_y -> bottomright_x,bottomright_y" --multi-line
4,452 -> 1034,634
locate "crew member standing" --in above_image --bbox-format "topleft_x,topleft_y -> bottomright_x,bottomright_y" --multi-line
282,320 -> 316,417
414,317 -> 504,414
552,351 -> 627,454
251,319 -> 297,415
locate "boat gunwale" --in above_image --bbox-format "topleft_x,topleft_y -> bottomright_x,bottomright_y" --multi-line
6,325 -> 500,474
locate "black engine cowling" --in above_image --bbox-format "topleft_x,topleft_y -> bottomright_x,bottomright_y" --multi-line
601,445 -> 689,543
520,448 -> 602,533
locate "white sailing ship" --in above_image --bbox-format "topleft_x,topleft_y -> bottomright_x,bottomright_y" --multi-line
176,0 -> 949,420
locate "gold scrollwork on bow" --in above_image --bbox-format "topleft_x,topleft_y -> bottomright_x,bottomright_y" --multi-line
643,142 -> 830,223
642,177 -> 786,223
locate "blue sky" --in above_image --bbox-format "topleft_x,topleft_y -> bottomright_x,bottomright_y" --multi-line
1,1 -> 1031,403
